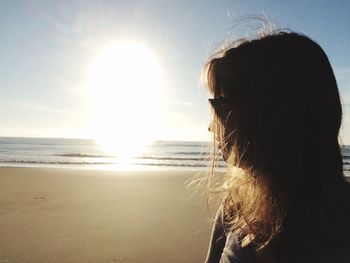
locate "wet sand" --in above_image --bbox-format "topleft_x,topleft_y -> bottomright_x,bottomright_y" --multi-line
0,167 -> 212,263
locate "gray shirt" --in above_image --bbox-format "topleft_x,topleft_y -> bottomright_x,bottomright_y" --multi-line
205,205 -> 256,263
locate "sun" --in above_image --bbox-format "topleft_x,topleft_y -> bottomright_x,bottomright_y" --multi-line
87,41 -> 164,158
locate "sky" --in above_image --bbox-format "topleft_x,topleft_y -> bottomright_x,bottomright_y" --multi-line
0,0 -> 349,143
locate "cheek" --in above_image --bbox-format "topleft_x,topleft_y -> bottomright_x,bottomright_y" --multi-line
211,117 -> 234,161
220,129 -> 235,163
215,130 -> 229,161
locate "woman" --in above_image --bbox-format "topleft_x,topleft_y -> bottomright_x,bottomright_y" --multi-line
204,31 -> 350,262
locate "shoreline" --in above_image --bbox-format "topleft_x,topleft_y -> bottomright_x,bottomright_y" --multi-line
0,163 -> 214,172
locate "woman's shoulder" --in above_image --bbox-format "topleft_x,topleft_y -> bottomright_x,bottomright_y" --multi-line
307,181 -> 350,262
256,181 -> 350,263
302,242 -> 350,263
321,181 -> 350,243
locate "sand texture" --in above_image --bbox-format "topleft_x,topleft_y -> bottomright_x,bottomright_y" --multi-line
0,167 -> 212,263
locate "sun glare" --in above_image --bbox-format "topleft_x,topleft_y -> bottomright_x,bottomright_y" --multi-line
87,41 -> 164,158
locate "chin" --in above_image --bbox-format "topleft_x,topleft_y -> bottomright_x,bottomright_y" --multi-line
222,152 -> 229,162
218,147 -> 229,162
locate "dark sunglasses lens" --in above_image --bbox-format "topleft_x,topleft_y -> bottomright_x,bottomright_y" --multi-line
209,99 -> 233,118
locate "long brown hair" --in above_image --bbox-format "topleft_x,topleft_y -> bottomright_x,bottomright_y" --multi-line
205,31 -> 344,252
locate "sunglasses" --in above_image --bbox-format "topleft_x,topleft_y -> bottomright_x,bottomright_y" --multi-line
208,97 -> 234,108
208,98 -> 235,121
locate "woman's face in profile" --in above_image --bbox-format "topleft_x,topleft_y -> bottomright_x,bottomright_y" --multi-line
209,97 -> 237,155
208,117 -> 231,162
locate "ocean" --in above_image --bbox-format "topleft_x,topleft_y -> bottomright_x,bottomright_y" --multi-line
0,137 -> 349,175
0,137 -> 220,171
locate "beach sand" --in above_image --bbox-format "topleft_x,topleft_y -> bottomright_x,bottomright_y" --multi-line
0,167 -> 213,263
